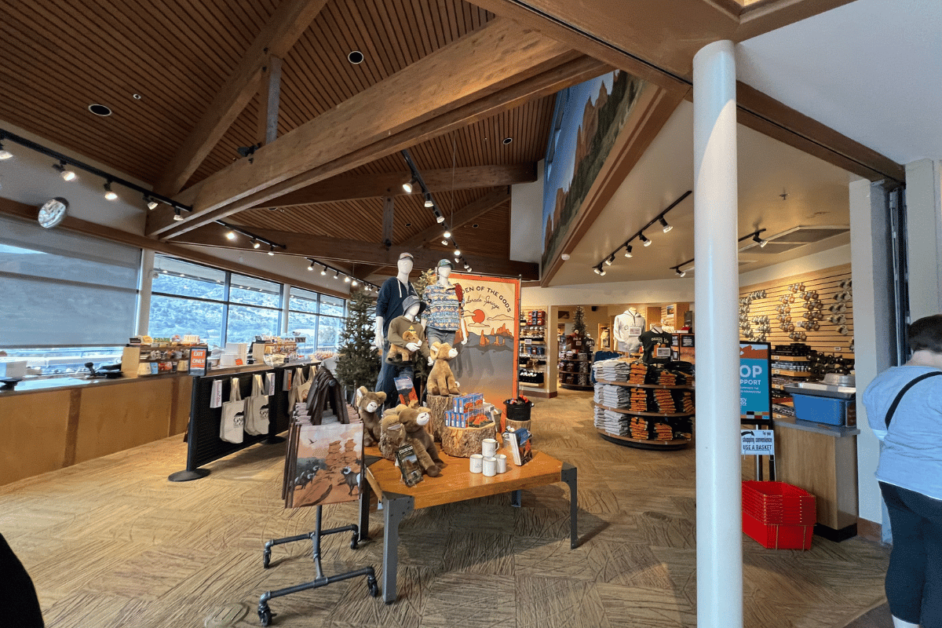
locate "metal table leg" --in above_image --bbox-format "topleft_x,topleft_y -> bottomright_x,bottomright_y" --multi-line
359,478 -> 372,542
561,462 -> 578,549
510,490 -> 522,508
381,492 -> 414,604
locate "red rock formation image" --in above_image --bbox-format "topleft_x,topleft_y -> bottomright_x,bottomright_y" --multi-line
479,334 -> 489,346
453,326 -> 465,345
494,323 -> 513,337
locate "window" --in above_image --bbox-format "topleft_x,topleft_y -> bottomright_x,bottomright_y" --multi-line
287,287 -> 346,355
225,274 -> 281,344
149,255 -> 344,350
0,215 -> 141,348
149,257 -> 227,348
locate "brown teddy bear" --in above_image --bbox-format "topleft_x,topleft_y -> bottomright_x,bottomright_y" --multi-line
387,329 -> 421,364
354,386 -> 386,447
379,405 -> 443,476
427,342 -> 460,396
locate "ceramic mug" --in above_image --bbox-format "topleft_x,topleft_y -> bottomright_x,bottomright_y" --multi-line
482,456 -> 497,477
482,438 -> 498,458
470,454 -> 483,474
496,454 -> 507,474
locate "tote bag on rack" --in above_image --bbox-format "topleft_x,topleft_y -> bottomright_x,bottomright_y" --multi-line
245,373 -> 270,436
220,377 -> 245,444
287,367 -> 302,409
296,367 -> 315,407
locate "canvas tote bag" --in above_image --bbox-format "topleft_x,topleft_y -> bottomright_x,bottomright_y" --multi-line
220,377 -> 245,444
287,367 -> 302,409
245,373 -> 270,436
296,366 -> 315,408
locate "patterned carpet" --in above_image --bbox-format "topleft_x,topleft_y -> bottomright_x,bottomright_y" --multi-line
0,388 -> 890,627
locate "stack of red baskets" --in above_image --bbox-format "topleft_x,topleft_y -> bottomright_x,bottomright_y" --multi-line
742,481 -> 816,550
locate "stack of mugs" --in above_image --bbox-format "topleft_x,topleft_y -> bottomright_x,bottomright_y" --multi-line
469,438 -> 508,477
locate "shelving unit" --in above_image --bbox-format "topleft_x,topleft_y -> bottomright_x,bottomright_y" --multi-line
121,343 -> 205,378
593,363 -> 695,450
519,309 -> 548,390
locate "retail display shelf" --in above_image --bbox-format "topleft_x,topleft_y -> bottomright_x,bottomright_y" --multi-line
520,356 -> 547,361
520,383 -> 546,390
771,369 -> 811,378
558,369 -> 590,375
595,379 -> 694,390
592,401 -> 694,418
596,428 -> 690,450
559,383 -> 593,391
772,355 -> 811,362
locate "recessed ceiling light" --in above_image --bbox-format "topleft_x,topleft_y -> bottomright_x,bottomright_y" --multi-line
348,50 -> 364,64
405,222 -> 411,227
502,137 -> 513,145
472,223 -> 479,229
88,104 -> 112,117
132,93 -> 143,100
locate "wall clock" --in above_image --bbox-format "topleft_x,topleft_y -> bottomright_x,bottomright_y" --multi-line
38,197 -> 69,229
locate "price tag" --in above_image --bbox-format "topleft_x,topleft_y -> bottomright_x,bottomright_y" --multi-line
210,379 -> 223,408
656,347 -> 671,358
628,326 -> 642,336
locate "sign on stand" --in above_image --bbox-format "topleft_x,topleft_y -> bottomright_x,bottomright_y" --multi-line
741,429 -> 775,456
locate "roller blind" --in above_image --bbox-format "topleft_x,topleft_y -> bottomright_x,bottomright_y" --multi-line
0,215 -> 141,347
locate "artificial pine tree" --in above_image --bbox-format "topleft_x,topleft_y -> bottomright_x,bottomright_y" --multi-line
573,306 -> 587,339
335,289 -> 380,394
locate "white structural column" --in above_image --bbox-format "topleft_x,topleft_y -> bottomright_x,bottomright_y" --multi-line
904,159 -> 942,320
693,40 -> 743,628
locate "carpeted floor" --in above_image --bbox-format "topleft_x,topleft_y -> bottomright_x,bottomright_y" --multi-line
0,388 -> 891,627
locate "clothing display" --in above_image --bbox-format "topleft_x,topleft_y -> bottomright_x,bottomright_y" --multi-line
639,329 -> 673,365
592,358 -> 630,382
386,316 -> 431,363
375,277 -> 418,405
426,327 -> 456,347
613,310 -> 645,353
424,281 -> 462,332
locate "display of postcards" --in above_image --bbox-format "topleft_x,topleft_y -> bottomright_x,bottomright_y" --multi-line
395,443 -> 424,487
451,393 -> 484,413
509,428 -> 533,466
445,408 -> 487,428
285,421 -> 364,509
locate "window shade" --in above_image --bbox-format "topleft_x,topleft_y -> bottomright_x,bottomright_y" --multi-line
0,215 -> 141,347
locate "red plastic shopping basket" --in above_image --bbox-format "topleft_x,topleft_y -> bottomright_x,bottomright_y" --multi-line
742,481 -> 816,525
742,510 -> 814,550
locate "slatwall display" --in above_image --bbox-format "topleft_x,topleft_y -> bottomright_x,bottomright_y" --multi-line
740,264 -> 854,359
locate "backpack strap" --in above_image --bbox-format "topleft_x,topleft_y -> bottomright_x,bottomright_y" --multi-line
885,371 -> 942,428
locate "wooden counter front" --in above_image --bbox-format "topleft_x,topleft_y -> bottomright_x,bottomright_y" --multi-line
0,375 -> 191,486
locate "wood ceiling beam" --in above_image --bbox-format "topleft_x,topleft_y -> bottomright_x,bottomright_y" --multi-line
257,56 -> 283,146
147,19 -> 598,239
148,53 -> 606,237
469,0 -> 902,185
174,223 -> 540,280
250,163 -> 537,208
0,197 -> 349,300
153,0 -> 327,197
402,187 -> 512,247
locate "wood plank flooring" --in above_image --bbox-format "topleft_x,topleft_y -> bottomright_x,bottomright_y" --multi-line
0,389 -> 890,627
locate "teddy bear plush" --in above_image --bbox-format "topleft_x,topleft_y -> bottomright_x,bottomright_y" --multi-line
354,386 -> 386,447
427,342 -> 460,396
387,329 -> 421,364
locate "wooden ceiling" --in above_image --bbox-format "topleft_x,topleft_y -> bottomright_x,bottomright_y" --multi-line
0,0 -> 546,269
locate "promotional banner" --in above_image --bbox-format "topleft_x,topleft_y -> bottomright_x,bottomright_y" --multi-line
449,274 -> 520,407
740,342 -> 772,423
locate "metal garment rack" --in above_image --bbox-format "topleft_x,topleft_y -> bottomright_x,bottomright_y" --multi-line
168,363 -> 318,482
257,505 -> 377,626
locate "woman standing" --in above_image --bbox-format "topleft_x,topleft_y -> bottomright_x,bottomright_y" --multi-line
863,314 -> 942,628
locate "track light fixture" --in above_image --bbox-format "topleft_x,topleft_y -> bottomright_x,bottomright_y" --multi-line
443,230 -> 451,239
320,266 -> 327,276
640,233 -> 651,247
267,245 -> 275,256
53,161 -> 76,181
0,141 -> 11,160
344,276 -> 351,283
424,195 -> 434,208
402,178 -> 414,194
252,239 -> 261,249
591,191 -> 691,272
593,266 -> 601,275
453,248 -> 460,257
334,271 -> 340,279
659,217 -> 673,233
753,233 -> 768,248
436,213 -> 445,224
173,208 -> 184,222
561,253 -> 570,261
599,267 -> 606,276
225,230 -> 236,241
464,263 -> 470,270
442,239 -> 448,245
604,254 -> 614,267
144,195 -> 158,210
307,260 -> 315,271
676,268 -> 686,277
624,245 -> 633,258
103,181 -> 118,201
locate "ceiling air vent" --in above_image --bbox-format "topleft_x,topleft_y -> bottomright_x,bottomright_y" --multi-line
740,225 -> 849,254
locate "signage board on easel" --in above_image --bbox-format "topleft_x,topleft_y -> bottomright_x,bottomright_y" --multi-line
740,342 -> 772,424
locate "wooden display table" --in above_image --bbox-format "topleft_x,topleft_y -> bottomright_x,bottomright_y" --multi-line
358,445 -> 577,603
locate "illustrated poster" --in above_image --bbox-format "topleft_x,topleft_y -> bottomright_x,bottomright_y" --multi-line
288,422 -> 363,508
449,274 -> 520,407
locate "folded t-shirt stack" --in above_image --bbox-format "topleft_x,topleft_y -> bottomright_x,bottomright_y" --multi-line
594,405 -> 628,435
594,384 -> 630,408
592,359 -> 630,382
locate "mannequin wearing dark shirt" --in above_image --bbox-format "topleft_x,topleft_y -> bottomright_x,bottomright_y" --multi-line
374,254 -> 418,407
639,328 -> 672,365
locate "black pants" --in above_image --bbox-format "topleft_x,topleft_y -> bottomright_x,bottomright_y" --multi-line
880,482 -> 942,627
0,533 -> 44,627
